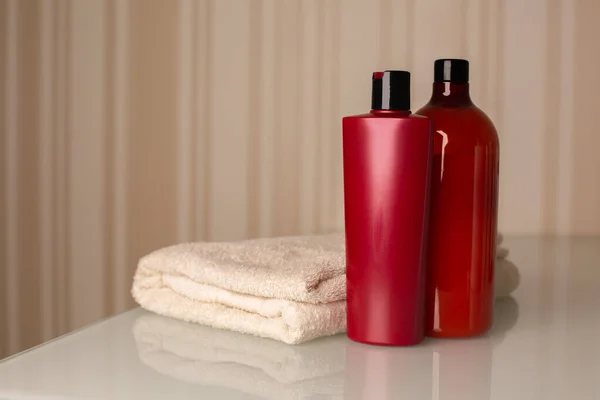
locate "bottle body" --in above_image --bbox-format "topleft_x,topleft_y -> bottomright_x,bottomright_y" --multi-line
417,89 -> 499,338
343,111 -> 433,346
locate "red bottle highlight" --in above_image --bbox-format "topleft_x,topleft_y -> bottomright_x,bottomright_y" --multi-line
343,70 -> 434,346
416,59 -> 500,338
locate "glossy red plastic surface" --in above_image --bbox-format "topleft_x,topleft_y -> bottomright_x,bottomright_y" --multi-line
343,110 -> 434,346
416,82 -> 499,338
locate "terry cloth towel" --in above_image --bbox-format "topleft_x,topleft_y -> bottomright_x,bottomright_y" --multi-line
132,232 -> 519,345
133,313 -> 346,399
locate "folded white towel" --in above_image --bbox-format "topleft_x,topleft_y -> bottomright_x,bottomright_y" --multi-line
132,234 -> 347,344
132,232 -> 519,344
133,313 -> 346,399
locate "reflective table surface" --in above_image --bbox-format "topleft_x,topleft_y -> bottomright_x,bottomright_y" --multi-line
1,236 -> 599,399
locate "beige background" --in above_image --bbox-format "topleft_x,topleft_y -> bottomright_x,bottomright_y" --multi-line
1,0 -> 599,358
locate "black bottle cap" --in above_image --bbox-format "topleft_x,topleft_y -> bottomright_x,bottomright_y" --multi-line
434,59 -> 469,83
371,70 -> 411,111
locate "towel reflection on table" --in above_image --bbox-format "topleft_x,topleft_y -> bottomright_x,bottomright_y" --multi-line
133,313 -> 346,399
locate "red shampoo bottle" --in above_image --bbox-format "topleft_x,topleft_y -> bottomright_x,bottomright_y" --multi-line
416,59 -> 500,338
343,71 -> 434,346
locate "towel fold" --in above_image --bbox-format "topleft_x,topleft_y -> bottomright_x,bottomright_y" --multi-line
132,232 -> 519,344
133,313 -> 346,399
134,233 -> 346,304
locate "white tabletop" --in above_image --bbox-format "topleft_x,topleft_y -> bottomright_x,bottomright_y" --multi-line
1,236 -> 599,399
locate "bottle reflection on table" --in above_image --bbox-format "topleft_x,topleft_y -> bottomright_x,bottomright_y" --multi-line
344,297 -> 519,400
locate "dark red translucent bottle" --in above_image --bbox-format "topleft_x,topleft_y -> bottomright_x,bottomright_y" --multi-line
416,59 -> 500,338
343,71 -> 434,346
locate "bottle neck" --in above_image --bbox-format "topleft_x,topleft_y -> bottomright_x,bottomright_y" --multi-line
369,109 -> 412,116
429,82 -> 473,106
